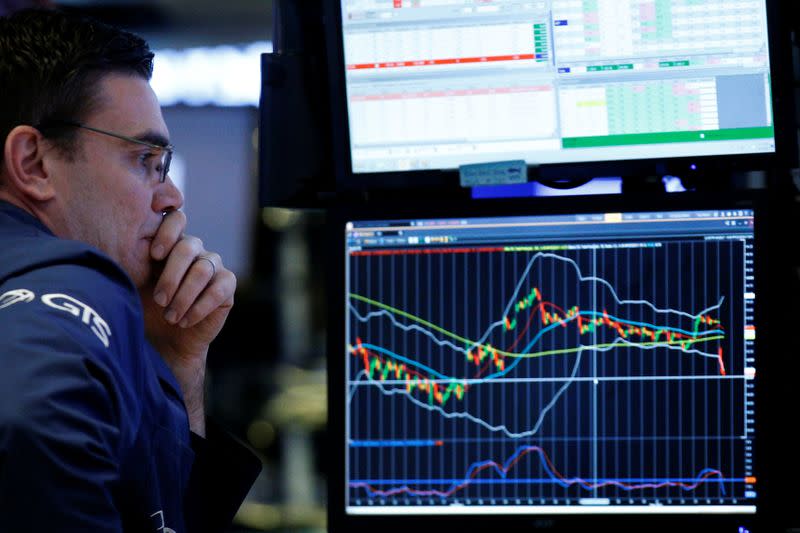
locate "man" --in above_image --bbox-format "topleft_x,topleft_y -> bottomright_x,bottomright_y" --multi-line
0,8 -> 261,532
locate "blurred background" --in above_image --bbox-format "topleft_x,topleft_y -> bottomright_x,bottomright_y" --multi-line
4,1 -> 798,531
1,0 -> 327,531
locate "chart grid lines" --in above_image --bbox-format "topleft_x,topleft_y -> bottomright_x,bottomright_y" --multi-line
345,211 -> 756,512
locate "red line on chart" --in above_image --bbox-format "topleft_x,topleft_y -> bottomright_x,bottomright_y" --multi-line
351,86 -> 553,102
351,247 -> 504,257
347,53 -> 537,70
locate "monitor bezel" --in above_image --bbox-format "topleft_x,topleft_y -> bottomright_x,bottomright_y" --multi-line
325,190 -> 795,533
322,0 -> 797,194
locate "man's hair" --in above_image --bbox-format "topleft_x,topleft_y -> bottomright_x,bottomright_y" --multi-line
0,8 -> 154,163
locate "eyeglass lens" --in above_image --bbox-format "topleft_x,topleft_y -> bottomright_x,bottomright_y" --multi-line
160,150 -> 172,183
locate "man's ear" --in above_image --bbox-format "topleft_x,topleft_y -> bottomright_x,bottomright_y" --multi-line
2,125 -> 58,202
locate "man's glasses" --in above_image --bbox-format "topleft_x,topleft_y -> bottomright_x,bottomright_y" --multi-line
36,120 -> 173,183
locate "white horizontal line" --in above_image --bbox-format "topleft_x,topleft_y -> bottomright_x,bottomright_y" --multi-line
348,374 -> 748,385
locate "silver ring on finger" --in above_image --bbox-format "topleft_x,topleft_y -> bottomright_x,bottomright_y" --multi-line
195,255 -> 216,277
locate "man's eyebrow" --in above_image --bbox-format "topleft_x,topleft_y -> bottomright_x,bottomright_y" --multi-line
135,130 -> 171,148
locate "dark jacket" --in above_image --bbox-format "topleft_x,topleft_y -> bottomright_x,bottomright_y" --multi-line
0,201 -> 261,532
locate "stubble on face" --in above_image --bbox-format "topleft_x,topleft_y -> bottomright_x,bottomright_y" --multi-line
48,74 -> 171,289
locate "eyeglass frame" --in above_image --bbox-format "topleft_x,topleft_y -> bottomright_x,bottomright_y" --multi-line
35,119 -> 174,183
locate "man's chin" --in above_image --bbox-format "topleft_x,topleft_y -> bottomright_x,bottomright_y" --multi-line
126,259 -> 160,291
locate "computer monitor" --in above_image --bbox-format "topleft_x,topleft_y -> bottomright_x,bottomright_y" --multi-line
326,192 -> 795,532
323,0 -> 796,191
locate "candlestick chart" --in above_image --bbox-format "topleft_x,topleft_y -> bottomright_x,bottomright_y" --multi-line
345,241 -> 754,510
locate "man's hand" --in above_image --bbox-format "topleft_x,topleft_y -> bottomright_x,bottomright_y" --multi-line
140,210 -> 236,437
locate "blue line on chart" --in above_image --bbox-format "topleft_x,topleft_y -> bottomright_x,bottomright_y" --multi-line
351,440 -> 440,448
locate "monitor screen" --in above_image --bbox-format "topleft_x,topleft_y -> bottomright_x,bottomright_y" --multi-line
334,0 -> 779,175
334,196 -> 765,529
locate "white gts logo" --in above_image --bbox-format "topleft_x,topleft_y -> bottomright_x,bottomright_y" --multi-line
0,289 -> 112,348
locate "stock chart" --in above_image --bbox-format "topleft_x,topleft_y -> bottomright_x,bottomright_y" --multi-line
345,227 -> 756,511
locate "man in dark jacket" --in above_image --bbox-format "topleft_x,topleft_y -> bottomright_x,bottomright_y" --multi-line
0,8 -> 261,532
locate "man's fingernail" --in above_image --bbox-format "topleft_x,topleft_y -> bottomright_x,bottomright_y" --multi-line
152,244 -> 164,259
179,318 -> 189,328
154,291 -> 167,306
164,309 -> 177,323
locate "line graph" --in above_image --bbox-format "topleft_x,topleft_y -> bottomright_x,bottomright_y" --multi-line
351,445 -> 727,498
345,238 -> 754,508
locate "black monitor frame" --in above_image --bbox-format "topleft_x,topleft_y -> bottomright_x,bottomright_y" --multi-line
322,0 -> 798,196
325,190 -> 798,533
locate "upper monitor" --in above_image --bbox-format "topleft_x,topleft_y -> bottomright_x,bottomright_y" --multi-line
327,0 -> 793,186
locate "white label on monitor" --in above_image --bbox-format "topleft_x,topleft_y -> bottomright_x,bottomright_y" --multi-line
459,160 -> 527,187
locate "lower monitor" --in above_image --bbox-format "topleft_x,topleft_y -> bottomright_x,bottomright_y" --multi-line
327,193 -> 785,532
